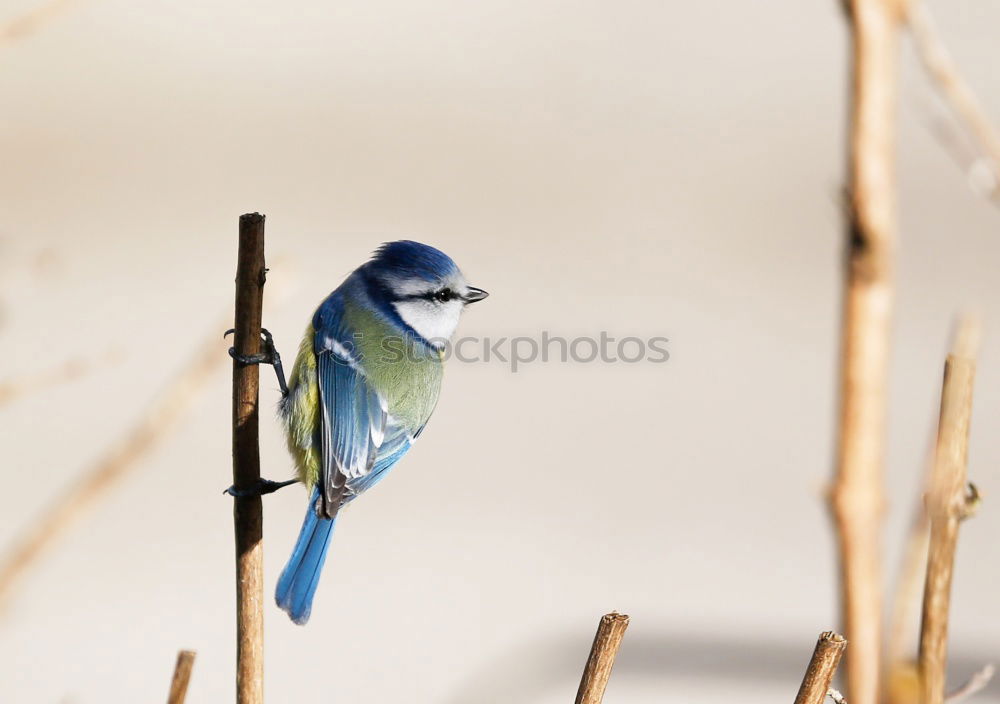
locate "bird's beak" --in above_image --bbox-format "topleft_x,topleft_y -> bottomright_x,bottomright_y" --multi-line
462,286 -> 489,303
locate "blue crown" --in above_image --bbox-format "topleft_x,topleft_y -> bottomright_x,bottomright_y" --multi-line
369,241 -> 458,281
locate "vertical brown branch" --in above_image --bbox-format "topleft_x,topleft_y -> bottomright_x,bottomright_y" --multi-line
886,318 -> 981,703
575,612 -> 630,704
918,333 -> 978,704
232,213 -> 267,704
830,3 -> 901,704
793,631 -> 848,704
167,650 -> 197,704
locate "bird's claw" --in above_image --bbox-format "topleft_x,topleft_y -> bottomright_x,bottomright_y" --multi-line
226,328 -> 278,365
224,478 -> 299,498
225,327 -> 289,396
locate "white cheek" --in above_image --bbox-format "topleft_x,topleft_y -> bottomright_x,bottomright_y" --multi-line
393,300 -> 463,344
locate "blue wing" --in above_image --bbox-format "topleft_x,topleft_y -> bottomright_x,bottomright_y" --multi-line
311,288 -> 431,516
343,424 -> 415,499
315,350 -> 388,517
313,301 -> 389,518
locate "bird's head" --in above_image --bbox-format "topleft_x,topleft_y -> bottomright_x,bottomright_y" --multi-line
365,240 -> 488,345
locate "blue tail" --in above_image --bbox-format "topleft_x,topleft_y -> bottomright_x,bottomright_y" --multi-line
276,488 -> 335,625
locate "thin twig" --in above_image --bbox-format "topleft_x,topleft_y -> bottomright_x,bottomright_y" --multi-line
793,631 -> 848,704
575,612 -> 630,704
905,0 -> 1000,200
829,687 -> 848,704
886,318 -> 982,701
0,320 -> 227,612
945,664 -> 995,704
166,650 -> 197,704
918,318 -> 980,704
231,213 -> 267,704
830,3 -> 901,704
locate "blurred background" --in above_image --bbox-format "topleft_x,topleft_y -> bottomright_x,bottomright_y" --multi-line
1,0 -> 998,701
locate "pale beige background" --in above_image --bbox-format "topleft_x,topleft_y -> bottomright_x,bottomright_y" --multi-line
1,0 -> 999,702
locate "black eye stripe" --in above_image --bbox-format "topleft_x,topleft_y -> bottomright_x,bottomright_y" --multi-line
398,287 -> 456,302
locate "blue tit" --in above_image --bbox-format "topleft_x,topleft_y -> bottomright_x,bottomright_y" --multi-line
273,241 -> 487,624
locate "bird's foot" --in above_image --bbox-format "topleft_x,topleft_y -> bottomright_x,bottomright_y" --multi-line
224,478 -> 299,498
225,327 -> 289,397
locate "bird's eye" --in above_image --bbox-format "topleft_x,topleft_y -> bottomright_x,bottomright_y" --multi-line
433,288 -> 454,303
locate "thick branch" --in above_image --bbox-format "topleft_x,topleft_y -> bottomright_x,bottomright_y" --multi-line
575,612 -> 630,704
918,337 -> 978,704
232,213 -> 267,704
794,631 -> 848,704
830,3 -> 901,704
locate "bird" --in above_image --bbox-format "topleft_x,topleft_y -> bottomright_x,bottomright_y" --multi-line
243,241 -> 488,625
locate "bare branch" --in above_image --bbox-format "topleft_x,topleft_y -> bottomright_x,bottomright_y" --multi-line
231,213 -> 267,704
918,317 -> 980,704
794,631 -> 848,704
166,650 -> 197,704
575,612 -> 630,704
887,317 -> 982,687
830,3 -> 902,703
